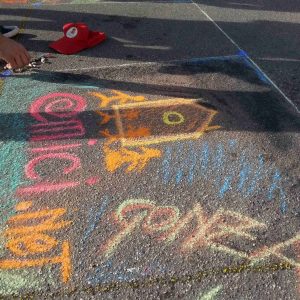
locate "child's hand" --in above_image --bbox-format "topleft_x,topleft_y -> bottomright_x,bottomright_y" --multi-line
0,35 -> 31,69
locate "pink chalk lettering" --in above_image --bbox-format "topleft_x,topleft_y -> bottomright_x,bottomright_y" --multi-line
30,143 -> 81,153
85,177 -> 100,186
25,153 -> 81,180
17,181 -> 80,194
88,139 -> 97,146
30,93 -> 87,122
30,120 -> 85,141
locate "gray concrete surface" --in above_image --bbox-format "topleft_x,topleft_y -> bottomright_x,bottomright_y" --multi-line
0,1 -> 299,299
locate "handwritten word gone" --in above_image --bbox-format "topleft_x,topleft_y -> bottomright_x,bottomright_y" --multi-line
100,199 -> 300,269
100,199 -> 266,259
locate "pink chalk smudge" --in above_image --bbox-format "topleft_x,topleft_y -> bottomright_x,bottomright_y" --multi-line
85,177 -> 100,185
88,139 -> 97,146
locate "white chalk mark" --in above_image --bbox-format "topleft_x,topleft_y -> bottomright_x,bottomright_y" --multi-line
198,285 -> 223,300
192,2 -> 300,114
258,57 -> 300,62
124,44 -> 171,50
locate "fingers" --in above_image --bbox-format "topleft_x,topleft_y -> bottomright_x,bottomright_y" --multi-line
20,51 -> 30,66
12,46 -> 30,69
0,36 -> 31,69
14,55 -> 24,69
5,57 -> 17,69
6,53 -> 30,69
19,44 -> 31,64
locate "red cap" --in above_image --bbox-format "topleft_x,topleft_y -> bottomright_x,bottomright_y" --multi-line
49,23 -> 106,55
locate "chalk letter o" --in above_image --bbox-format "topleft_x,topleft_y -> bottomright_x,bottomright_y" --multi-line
163,111 -> 185,125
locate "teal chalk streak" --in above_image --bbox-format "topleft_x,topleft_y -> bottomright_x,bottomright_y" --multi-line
0,123 -> 29,227
238,151 -> 251,192
0,76 -> 56,230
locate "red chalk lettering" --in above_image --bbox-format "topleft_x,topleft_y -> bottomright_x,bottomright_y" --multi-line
30,119 -> 85,141
29,92 -> 86,122
30,143 -> 81,153
17,181 -> 80,195
25,152 -> 81,180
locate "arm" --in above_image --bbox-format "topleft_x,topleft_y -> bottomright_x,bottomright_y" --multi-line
0,34 -> 30,69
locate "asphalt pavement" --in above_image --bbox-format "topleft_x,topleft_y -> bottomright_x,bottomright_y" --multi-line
0,1 -> 299,299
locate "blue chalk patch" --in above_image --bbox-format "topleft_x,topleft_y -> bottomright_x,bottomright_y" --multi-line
185,55 -> 240,66
176,170 -> 183,184
162,146 -> 172,184
188,142 -> 197,184
240,56 -> 269,84
0,70 -> 13,77
219,177 -> 232,198
82,195 -> 110,244
237,50 -> 249,58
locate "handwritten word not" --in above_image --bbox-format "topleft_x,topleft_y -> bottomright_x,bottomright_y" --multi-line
0,201 -> 72,283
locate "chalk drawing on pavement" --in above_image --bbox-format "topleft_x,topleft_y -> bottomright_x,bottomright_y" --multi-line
162,140 -> 288,213
94,198 -> 300,269
113,98 -> 220,147
198,285 -> 223,300
0,113 -> 29,258
0,201 -> 72,284
92,90 -> 220,174
0,50 -> 297,299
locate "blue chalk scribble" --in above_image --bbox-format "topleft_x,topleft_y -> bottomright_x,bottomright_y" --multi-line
82,195 -> 111,245
162,146 -> 172,184
162,140 -> 287,213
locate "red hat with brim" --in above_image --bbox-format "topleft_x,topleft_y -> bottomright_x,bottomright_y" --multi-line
49,23 -> 106,55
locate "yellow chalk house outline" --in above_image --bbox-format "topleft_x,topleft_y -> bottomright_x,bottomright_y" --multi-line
113,98 -> 220,147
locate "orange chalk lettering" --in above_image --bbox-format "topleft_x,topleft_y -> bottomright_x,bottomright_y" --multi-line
104,146 -> 161,173
97,110 -> 139,125
15,201 -> 33,211
91,90 -> 145,108
6,208 -> 72,236
0,240 -> 72,283
6,233 -> 58,256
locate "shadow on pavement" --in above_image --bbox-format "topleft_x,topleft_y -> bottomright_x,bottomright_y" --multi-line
1,59 -> 299,143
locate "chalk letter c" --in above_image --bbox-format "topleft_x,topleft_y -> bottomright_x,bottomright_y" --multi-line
25,153 -> 81,180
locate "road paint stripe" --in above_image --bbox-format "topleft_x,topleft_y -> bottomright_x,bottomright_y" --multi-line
192,2 -> 300,114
